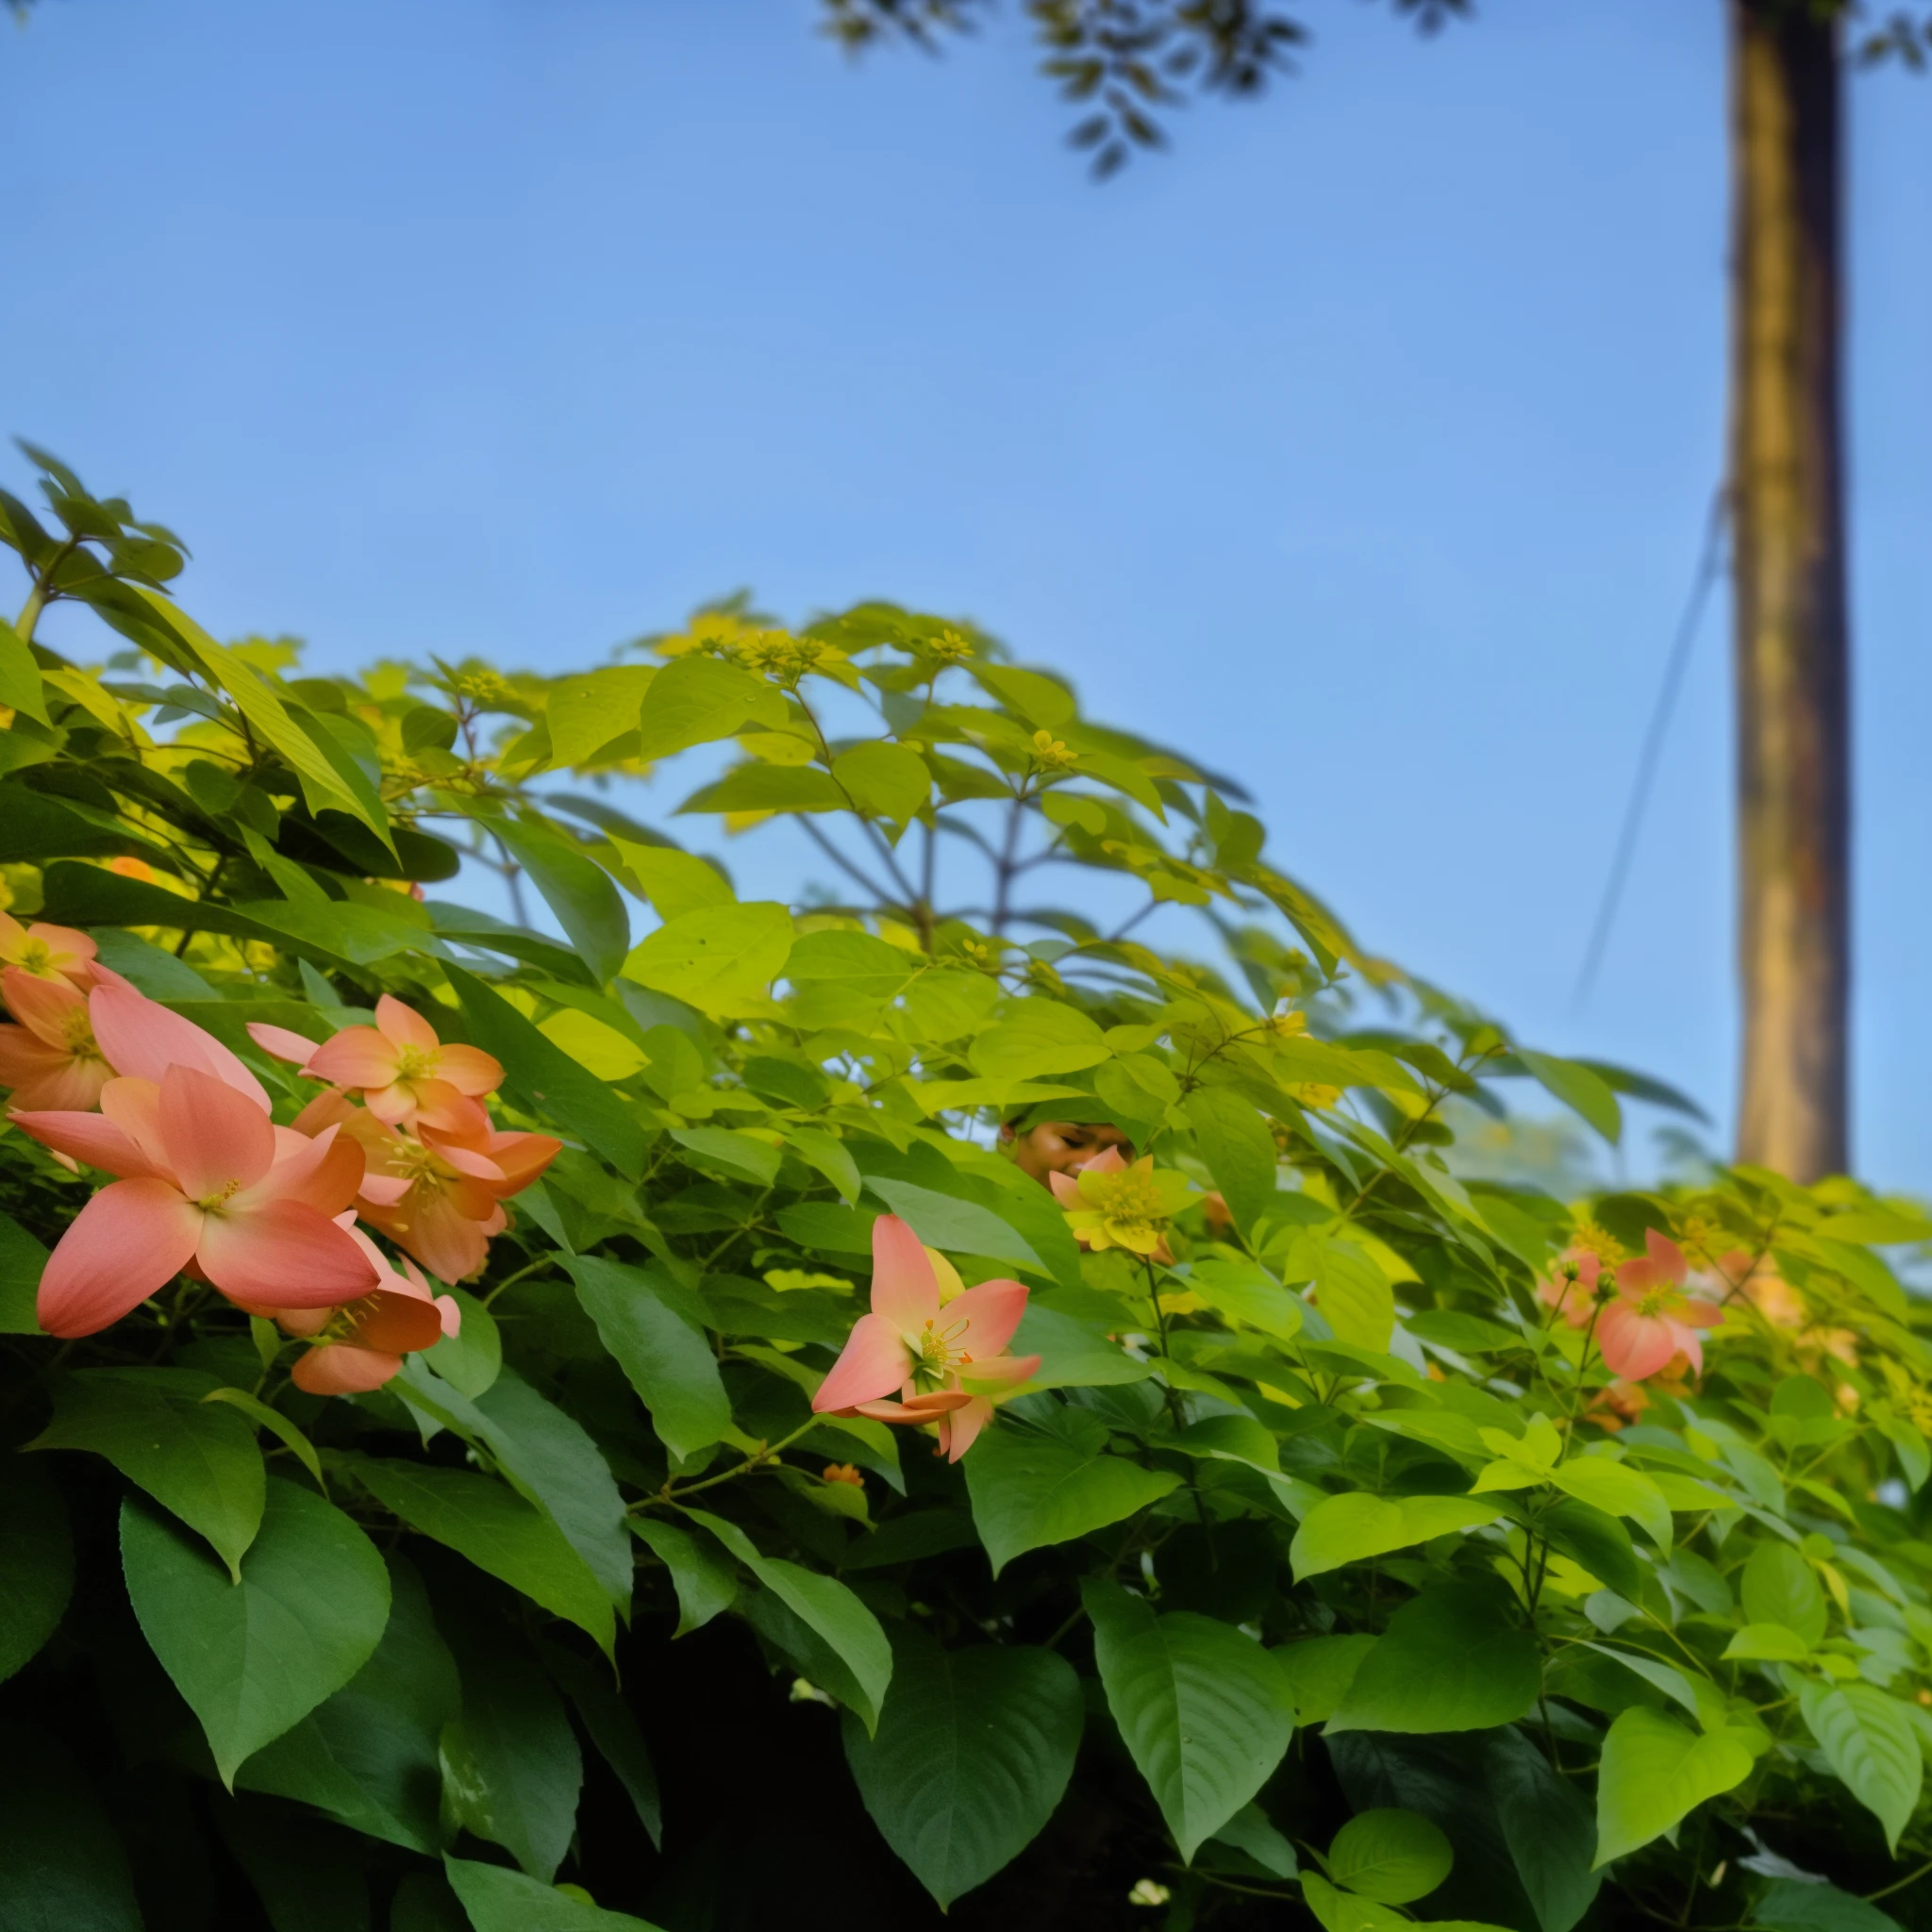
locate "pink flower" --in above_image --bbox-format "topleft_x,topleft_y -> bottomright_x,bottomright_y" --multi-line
275,1222 -> 460,1394
811,1215 -> 1039,1462
0,969 -> 115,1111
289,996 -> 503,1131
88,973 -> 271,1110
16,1065 -> 376,1338
1595,1229 -> 1723,1382
1536,1248 -> 1602,1329
0,913 -> 97,989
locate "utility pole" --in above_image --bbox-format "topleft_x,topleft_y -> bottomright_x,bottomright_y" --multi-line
1728,0 -> 1850,1180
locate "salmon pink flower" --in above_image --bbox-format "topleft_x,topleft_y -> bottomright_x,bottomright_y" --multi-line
1595,1229 -> 1723,1382
16,1065 -> 376,1338
295,995 -> 503,1131
275,1222 -> 460,1394
0,912 -> 97,989
88,974 -> 271,1110
811,1215 -> 1039,1462
0,969 -> 115,1111
1049,1147 -> 1191,1262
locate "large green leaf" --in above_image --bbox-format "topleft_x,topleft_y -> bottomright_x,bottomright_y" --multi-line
964,1409 -> 1180,1576
630,1518 -> 737,1637
445,963 -> 647,1178
1515,1049 -> 1621,1144
621,902 -> 793,1015
1327,1807 -> 1453,1904
443,1856 -> 666,1932
395,1363 -> 632,1616
607,837 -> 736,920
677,761 -> 846,816
1741,1541 -> 1828,1646
33,1368 -> 265,1579
491,815 -> 631,985
567,1255 -> 732,1463
1326,1579 -> 1541,1736
1274,1635 -> 1378,1725
1752,1879 -> 1905,1932
1800,1681 -> 1922,1853
841,1627 -> 1083,1907
213,1795 -> 374,1932
122,1478 -> 391,1785
1289,1491 -> 1501,1583
0,1734 -> 143,1931
239,1552 -> 459,1855
0,1457 -> 72,1686
862,1174 -> 1044,1274
832,741 -> 931,823
341,1456 -> 614,1657
967,1000 -> 1110,1080
634,651 -> 786,761
1083,1581 -> 1295,1862
539,1641 -> 662,1849
1185,1090 -> 1279,1239
1547,1458 -> 1672,1557
1485,1724 -> 1601,1932
547,665 -> 658,766
684,1509 -> 892,1733
1592,1707 -> 1755,1867
441,1618 -> 583,1884
0,1209 -> 49,1334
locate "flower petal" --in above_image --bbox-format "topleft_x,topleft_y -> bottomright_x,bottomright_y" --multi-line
10,1102 -> 162,1178
245,1022 -> 325,1067
3,969 -> 90,1050
479,1130 -> 560,1194
292,1344 -> 405,1395
812,1311 -> 914,1413
375,994 -> 441,1053
306,1026 -> 403,1091
433,1043 -> 504,1096
90,980 -> 270,1109
868,1214 -> 939,1339
940,1396 -> 994,1462
1047,1171 -> 1081,1207
347,1284 -> 448,1354
195,1199 -> 380,1308
1596,1303 -> 1678,1382
255,1122 -> 366,1217
851,1391 -> 974,1422
946,1278 -> 1028,1358
158,1063 -> 276,1200
379,1188 -> 491,1283
0,1047 -> 115,1113
955,1352 -> 1040,1394
37,1177 -> 202,1337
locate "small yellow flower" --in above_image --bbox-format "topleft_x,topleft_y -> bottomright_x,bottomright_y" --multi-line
822,1463 -> 865,1488
1287,1081 -> 1341,1110
1049,1150 -> 1194,1259
919,625 -> 974,664
1568,1217 -> 1625,1264
1031,729 -> 1077,770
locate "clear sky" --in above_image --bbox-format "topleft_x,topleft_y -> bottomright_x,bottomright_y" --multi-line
5,1 -> 1928,1188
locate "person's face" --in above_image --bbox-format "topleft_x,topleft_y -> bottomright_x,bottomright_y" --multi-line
1004,1120 -> 1136,1187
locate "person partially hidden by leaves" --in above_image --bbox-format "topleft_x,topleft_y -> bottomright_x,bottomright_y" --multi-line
998,1101 -> 1135,1189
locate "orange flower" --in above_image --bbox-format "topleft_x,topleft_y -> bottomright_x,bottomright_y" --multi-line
0,968 -> 115,1111
263,995 -> 503,1132
275,1222 -> 460,1394
0,912 -> 97,989
1596,1231 -> 1722,1383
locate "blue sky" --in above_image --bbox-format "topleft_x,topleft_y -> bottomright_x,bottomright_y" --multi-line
5,1 -> 1928,1187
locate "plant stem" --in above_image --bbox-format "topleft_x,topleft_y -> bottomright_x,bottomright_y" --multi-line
642,1415 -> 823,1506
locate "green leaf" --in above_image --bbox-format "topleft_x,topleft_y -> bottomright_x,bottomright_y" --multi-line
546,665 -> 658,766
425,1285 -> 502,1400
0,1736 -> 142,1930
669,1124 -> 783,1185
841,1626 -> 1083,1907
1274,1635 -> 1377,1725
1592,1706 -> 1755,1867
1289,1492 -> 1502,1583
1208,1804 -> 1299,1877
443,1856 -> 665,1932
445,962 -> 648,1178
678,762 -> 846,815
631,1518 -> 738,1637
491,816 -> 631,985
635,652 -> 786,761
1082,1580 -> 1295,1863
684,1509 -> 893,1733
1723,1623 -> 1812,1662
33,1368 -> 265,1579
1327,1579 -> 1541,1736
0,1210 -> 48,1334
342,1456 -> 615,1657
0,1457 -> 72,1686
122,1477 -> 391,1786
1302,1874 -> 1514,1932
1288,1235 -> 1392,1352
212,1794 -> 374,1932
1548,1458 -> 1672,1556
1185,1090 -> 1279,1239
1516,1049 -> 1622,1145
1799,1681 -> 1922,1853
441,1618 -> 582,1883
862,1174 -> 1043,1274
1741,1541 -> 1828,1646
972,663 -> 1076,726
608,838 -> 735,920
964,1411 -> 1181,1576
539,1641 -> 662,1849
1186,1257 -> 1304,1341
0,614 -> 50,723
201,1386 -> 326,1492
622,902 -> 793,1015
1011,1304 -> 1153,1389
1752,1879 -> 1904,1932
1327,1807 -> 1453,1904
239,1552 -> 458,1855
1485,1724 -> 1602,1932
567,1255 -> 732,1463
968,1000 -> 1111,1080
833,741 -> 931,823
